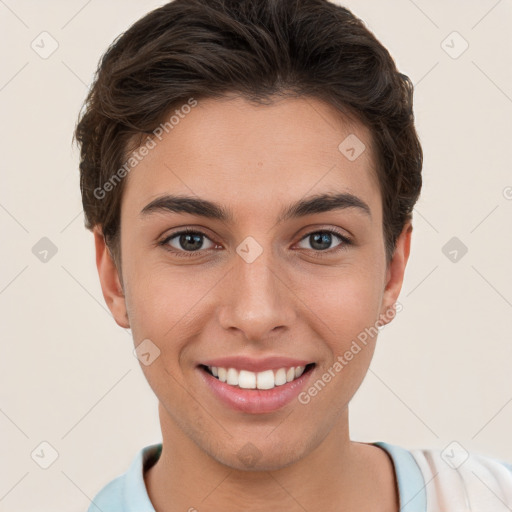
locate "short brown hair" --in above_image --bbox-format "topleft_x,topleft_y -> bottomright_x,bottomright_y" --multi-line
74,0 -> 422,267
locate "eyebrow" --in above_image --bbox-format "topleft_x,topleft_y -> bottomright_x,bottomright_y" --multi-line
140,192 -> 372,223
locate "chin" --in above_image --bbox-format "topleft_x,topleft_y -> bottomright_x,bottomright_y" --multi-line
210,436 -> 311,472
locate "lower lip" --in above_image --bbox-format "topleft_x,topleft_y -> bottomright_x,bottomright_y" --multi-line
197,365 -> 315,414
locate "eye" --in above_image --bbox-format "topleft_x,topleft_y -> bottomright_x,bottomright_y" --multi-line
296,229 -> 352,254
158,227 -> 352,259
159,229 -> 217,256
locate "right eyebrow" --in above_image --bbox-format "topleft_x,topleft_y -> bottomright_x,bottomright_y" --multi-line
140,195 -> 233,222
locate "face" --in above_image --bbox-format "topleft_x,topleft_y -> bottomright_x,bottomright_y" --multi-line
95,94 -> 411,471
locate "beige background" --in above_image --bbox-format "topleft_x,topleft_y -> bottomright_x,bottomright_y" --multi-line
0,0 -> 511,510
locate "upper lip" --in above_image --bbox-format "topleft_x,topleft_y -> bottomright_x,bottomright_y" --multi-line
199,356 -> 314,373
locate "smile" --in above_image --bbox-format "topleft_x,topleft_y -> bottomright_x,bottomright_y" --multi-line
197,363 -> 316,414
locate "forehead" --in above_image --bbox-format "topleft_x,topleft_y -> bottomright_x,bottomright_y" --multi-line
121,95 -> 381,223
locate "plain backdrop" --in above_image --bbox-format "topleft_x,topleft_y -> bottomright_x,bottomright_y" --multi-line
0,1 -> 511,510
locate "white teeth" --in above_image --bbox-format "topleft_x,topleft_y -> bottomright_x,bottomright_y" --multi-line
238,370 -> 257,389
275,368 -> 287,386
206,364 -> 311,390
226,368 -> 238,386
256,370 -> 274,390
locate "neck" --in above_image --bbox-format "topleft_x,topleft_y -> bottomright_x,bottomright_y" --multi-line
144,403 -> 398,512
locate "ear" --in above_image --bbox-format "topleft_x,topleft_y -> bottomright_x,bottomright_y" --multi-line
93,226 -> 129,328
378,221 -> 412,326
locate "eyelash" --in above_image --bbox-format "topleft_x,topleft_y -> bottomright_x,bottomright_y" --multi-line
158,227 -> 353,259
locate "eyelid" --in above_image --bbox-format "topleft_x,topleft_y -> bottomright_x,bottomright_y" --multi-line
296,225 -> 352,242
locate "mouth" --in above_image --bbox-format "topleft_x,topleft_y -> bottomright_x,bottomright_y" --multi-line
197,363 -> 316,414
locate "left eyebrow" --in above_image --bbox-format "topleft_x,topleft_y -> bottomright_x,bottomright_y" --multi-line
139,192 -> 372,223
277,192 -> 372,223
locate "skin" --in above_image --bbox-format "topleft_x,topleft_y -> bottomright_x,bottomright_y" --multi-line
94,94 -> 412,512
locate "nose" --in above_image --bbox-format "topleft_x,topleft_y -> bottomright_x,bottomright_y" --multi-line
217,245 -> 297,343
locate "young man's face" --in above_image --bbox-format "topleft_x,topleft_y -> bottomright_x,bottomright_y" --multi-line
96,95 -> 411,470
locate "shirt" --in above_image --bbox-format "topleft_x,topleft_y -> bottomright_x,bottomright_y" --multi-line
87,442 -> 512,511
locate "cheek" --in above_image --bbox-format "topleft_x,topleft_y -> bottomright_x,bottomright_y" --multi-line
126,271 -> 191,340
299,273 -> 382,407
298,264 -> 384,393
124,260 -> 217,361
123,270 -> 198,399
304,265 -> 384,339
